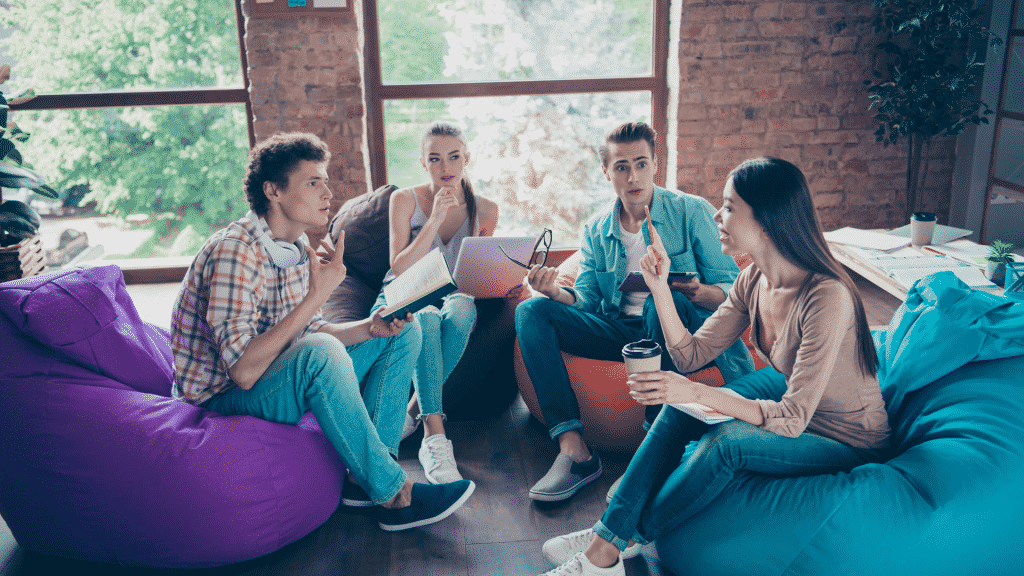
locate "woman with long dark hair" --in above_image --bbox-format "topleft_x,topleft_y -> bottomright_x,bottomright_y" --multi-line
374,121 -> 498,486
538,157 -> 890,576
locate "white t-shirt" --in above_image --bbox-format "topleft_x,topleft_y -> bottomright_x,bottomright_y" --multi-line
620,222 -> 649,317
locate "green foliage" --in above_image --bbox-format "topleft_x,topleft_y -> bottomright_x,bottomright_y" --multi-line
987,239 -> 1015,264
0,66 -> 59,201
0,0 -> 248,257
863,0 -> 1002,217
864,0 -> 1001,147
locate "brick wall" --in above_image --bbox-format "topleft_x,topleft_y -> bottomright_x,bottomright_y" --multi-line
238,0 -> 959,234
673,0 -> 956,230
239,0 -> 370,239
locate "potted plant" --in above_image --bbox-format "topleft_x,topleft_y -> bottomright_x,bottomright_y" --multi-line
864,0 -> 1002,221
0,63 -> 59,281
985,240 -> 1015,286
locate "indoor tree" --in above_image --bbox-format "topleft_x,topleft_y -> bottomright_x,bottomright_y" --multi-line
865,0 -> 1002,221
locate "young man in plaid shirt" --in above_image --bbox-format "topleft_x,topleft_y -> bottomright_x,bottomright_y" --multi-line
171,133 -> 474,532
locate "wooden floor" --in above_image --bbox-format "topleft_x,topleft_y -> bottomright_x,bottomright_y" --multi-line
0,275 -> 903,576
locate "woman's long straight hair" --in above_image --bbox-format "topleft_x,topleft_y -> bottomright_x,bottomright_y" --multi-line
730,157 -> 879,378
421,121 -> 477,235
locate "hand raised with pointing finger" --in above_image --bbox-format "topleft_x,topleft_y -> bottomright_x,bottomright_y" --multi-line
640,206 -> 671,292
307,230 -> 346,300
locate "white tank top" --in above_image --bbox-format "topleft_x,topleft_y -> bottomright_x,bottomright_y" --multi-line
382,188 -> 478,284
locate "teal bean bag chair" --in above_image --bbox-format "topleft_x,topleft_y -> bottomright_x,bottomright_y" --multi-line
656,273 -> 1024,576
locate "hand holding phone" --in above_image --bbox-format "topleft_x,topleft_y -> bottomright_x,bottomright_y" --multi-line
619,271 -> 698,292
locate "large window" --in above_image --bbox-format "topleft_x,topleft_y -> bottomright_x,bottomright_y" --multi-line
365,0 -> 669,244
1,0 -> 250,279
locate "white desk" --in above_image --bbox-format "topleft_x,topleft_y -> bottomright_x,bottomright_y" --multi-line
828,240 -> 1004,301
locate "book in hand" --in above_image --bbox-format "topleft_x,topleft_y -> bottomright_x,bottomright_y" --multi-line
618,271 -> 698,292
378,248 -> 458,322
670,387 -> 743,424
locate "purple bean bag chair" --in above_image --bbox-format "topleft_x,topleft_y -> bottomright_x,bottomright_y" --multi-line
0,266 -> 346,568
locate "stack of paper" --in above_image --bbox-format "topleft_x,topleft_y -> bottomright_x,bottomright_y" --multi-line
823,227 -> 911,252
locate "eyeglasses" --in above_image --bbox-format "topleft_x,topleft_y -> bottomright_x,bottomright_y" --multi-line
499,228 -> 552,269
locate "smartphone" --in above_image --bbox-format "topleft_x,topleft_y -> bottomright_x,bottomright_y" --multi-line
618,271 -> 698,292
667,272 -> 698,284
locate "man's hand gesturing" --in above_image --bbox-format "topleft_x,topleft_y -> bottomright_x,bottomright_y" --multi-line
307,230 -> 347,303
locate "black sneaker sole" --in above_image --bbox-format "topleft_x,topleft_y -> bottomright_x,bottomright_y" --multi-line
378,481 -> 476,532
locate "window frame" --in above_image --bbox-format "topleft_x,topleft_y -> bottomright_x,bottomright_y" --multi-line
361,0 -> 671,191
981,0 -> 1024,241
5,0 -> 255,284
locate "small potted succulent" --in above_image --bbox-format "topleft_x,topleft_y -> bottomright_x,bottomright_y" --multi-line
985,240 -> 1015,286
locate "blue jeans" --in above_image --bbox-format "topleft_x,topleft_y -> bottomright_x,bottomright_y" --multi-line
515,291 -> 708,439
372,291 -> 477,419
593,368 -> 879,551
202,328 -> 420,505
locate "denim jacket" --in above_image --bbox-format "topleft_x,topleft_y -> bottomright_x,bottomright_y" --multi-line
565,185 -> 754,382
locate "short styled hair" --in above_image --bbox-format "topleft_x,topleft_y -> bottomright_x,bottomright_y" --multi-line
244,133 -> 330,216
598,121 -> 657,166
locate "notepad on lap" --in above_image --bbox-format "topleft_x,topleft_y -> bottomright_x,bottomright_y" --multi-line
379,248 -> 457,321
670,387 -> 744,424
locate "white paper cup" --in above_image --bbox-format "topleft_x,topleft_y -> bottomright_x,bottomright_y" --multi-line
622,340 -> 663,375
911,212 -> 936,247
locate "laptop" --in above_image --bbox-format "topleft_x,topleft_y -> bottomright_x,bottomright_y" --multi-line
452,236 -> 537,298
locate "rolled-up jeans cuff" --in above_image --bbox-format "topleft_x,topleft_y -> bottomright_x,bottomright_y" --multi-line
548,418 -> 583,440
593,520 -> 649,551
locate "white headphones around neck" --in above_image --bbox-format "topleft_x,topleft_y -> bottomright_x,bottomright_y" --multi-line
247,211 -> 306,268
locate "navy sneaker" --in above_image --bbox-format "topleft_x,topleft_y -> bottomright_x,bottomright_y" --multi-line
378,480 -> 475,532
341,479 -> 374,508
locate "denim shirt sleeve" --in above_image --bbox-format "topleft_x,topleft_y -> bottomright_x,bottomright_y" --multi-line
567,225 -> 603,314
687,195 -> 739,296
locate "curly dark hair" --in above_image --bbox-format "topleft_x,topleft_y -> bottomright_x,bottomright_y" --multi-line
244,133 -> 331,215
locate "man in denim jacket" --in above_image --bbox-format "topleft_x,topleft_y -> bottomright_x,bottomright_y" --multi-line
516,122 -> 754,503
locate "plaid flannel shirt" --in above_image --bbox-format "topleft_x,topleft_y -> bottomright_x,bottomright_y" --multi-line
171,215 -> 328,405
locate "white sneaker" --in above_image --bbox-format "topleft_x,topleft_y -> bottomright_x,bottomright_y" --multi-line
606,474 -> 622,504
539,552 -> 625,576
419,434 -> 462,484
542,528 -> 642,566
401,413 -> 420,441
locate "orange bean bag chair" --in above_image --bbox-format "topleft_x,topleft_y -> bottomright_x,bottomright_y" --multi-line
513,251 -> 765,453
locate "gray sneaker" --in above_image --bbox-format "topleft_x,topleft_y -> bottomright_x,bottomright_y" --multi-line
530,452 -> 602,502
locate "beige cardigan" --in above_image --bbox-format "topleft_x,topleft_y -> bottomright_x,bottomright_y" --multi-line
668,265 -> 890,450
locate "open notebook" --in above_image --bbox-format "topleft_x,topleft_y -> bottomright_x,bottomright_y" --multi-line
847,246 -> 996,291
